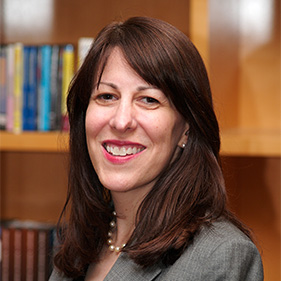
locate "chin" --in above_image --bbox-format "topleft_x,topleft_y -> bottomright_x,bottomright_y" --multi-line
102,182 -> 134,193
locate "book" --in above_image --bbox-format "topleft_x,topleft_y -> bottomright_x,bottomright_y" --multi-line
61,44 -> 74,131
50,45 -> 64,131
13,43 -> 23,134
6,44 -> 15,132
13,228 -> 22,281
25,228 -> 38,281
22,46 -> 38,131
38,45 -> 52,131
1,227 -> 12,280
22,46 -> 30,131
28,46 -> 39,131
56,46 -> 64,131
37,228 -> 54,281
77,37 -> 94,68
0,45 -> 7,130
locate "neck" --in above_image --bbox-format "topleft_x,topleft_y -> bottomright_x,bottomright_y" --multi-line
110,188 -> 148,244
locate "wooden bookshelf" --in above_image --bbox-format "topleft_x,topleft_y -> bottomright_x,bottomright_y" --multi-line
0,131 -> 68,152
220,129 -> 281,157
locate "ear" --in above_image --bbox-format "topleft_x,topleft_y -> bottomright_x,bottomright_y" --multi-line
177,123 -> 189,148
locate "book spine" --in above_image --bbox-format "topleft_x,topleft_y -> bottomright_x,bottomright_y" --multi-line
13,229 -> 22,281
50,45 -> 60,131
22,46 -> 30,131
36,47 -> 42,131
39,45 -> 52,131
25,229 -> 38,281
77,37 -> 94,68
56,47 -> 63,130
6,45 -> 15,132
61,44 -> 74,131
0,45 -> 7,130
1,228 -> 11,281
38,229 -> 52,281
13,43 -> 23,134
47,228 -> 56,278
28,46 -> 38,131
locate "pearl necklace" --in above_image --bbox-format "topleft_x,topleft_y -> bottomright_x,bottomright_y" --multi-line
107,211 -> 126,253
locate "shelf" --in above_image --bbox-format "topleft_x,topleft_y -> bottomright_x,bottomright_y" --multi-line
220,129 -> 281,157
0,131 -> 69,152
1,129 -> 280,156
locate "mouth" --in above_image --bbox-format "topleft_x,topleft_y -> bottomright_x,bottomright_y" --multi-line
103,141 -> 146,157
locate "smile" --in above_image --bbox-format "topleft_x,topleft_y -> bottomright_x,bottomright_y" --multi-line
103,142 -> 146,157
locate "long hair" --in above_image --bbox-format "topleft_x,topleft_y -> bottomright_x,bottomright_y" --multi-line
54,17 -> 251,277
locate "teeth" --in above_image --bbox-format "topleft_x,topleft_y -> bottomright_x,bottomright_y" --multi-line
105,145 -> 143,156
120,147 -> 126,156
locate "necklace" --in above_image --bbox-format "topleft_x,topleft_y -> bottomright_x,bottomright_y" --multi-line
107,211 -> 126,253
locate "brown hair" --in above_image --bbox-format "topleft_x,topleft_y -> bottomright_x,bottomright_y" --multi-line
54,17 -> 251,277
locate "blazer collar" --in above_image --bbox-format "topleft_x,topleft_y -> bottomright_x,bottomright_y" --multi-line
104,253 -> 163,281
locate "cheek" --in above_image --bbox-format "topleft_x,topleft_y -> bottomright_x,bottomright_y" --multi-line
147,117 -> 178,146
85,106 -> 105,138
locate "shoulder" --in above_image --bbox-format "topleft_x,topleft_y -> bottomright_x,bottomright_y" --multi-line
159,220 -> 264,281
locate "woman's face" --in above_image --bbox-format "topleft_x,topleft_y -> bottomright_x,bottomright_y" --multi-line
85,48 -> 188,197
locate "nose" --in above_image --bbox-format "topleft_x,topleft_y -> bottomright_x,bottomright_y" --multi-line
109,100 -> 137,132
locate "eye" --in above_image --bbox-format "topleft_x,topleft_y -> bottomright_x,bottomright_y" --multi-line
141,97 -> 159,104
138,96 -> 160,110
93,93 -> 118,105
98,93 -> 116,101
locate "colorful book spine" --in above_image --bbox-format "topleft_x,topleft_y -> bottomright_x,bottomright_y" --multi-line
22,46 -> 38,131
6,44 -> 15,132
0,45 -> 7,130
38,45 -> 52,131
61,44 -> 74,131
28,46 -> 38,131
13,43 -> 23,134
22,46 -> 30,131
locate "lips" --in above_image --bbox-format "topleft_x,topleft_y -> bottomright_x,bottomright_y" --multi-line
103,140 -> 146,157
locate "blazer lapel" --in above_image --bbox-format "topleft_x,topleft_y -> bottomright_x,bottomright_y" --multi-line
104,253 -> 162,281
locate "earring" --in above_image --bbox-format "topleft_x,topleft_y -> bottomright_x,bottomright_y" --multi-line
182,143 -> 186,148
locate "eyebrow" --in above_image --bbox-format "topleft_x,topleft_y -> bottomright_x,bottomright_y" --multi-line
98,81 -> 158,92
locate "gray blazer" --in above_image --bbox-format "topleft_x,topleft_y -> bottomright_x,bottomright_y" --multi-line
49,220 -> 264,281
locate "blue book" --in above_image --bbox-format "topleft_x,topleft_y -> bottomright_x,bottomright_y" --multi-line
22,46 -> 30,130
22,46 -> 38,131
39,45 -> 52,131
28,46 -> 38,130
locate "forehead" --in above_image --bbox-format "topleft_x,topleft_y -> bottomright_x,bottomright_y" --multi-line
97,47 -> 150,87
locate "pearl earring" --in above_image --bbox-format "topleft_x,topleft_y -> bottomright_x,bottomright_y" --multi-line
182,143 -> 186,148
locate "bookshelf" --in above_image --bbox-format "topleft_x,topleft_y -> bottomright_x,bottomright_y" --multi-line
0,131 -> 68,152
1,0 -> 280,280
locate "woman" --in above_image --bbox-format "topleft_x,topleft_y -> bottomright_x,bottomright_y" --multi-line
50,17 -> 263,280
